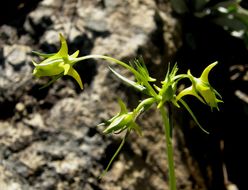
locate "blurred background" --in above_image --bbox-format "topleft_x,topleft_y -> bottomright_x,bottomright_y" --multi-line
0,0 -> 247,190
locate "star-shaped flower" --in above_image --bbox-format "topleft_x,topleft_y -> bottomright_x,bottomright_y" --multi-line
32,33 -> 83,89
176,62 -> 223,110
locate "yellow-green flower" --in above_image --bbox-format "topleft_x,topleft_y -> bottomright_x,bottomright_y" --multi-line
156,64 -> 179,108
176,62 -> 223,110
32,33 -> 83,89
99,99 -> 142,136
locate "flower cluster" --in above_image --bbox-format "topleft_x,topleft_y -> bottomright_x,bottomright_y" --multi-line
31,33 -> 223,179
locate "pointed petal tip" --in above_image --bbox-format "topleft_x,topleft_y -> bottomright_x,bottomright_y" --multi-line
57,33 -> 68,57
66,67 -> 84,90
211,61 -> 218,66
217,99 -> 224,103
206,61 -> 218,71
59,33 -> 65,41
200,61 -> 218,83
71,50 -> 80,58
32,60 -> 38,66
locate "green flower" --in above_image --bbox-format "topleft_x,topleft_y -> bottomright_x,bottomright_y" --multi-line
176,62 -> 223,110
156,64 -> 179,108
99,99 -> 142,136
32,33 -> 83,89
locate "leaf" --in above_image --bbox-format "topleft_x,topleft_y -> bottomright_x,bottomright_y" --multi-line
99,130 -> 129,179
108,66 -> 146,92
179,99 -> 209,134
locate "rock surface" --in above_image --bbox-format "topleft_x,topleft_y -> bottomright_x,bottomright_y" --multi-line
0,0 -> 206,190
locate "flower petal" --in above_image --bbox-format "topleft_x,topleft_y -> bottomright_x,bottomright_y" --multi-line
32,51 -> 56,58
70,50 -> 79,58
176,86 -> 205,103
57,33 -> 68,58
200,61 -> 218,83
66,67 -> 83,89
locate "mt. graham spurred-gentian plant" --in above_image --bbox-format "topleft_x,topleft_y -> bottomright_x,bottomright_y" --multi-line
32,33 -> 223,190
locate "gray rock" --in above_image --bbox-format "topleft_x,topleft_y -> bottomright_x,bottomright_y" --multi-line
0,44 -> 32,102
24,7 -> 54,35
5,45 -> 29,69
0,25 -> 18,45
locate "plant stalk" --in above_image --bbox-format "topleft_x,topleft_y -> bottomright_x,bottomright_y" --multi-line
75,55 -> 159,98
159,106 -> 177,190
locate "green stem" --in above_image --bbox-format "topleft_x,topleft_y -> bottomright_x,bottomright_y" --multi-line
173,74 -> 189,80
159,106 -> 177,190
75,55 -> 136,74
75,55 -> 159,98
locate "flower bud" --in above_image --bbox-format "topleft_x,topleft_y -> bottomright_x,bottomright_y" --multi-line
102,113 -> 133,134
99,99 -> 142,135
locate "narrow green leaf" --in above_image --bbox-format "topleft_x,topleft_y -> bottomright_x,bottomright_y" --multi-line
108,66 -> 146,92
32,51 -> 56,58
179,99 -> 209,134
99,130 -> 129,179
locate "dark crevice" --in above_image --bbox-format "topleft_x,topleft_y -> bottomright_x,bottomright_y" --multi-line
0,0 -> 42,27
28,84 -> 50,101
0,100 -> 17,120
73,59 -> 97,88
87,127 -> 98,138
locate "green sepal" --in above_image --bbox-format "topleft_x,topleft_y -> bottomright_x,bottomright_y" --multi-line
130,122 -> 142,136
103,115 -> 127,134
118,98 -> 128,114
32,51 -> 56,58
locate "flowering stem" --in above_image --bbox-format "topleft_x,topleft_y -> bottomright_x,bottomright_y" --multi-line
76,55 -> 159,98
76,54 -> 135,74
159,106 -> 177,190
173,74 -> 189,80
